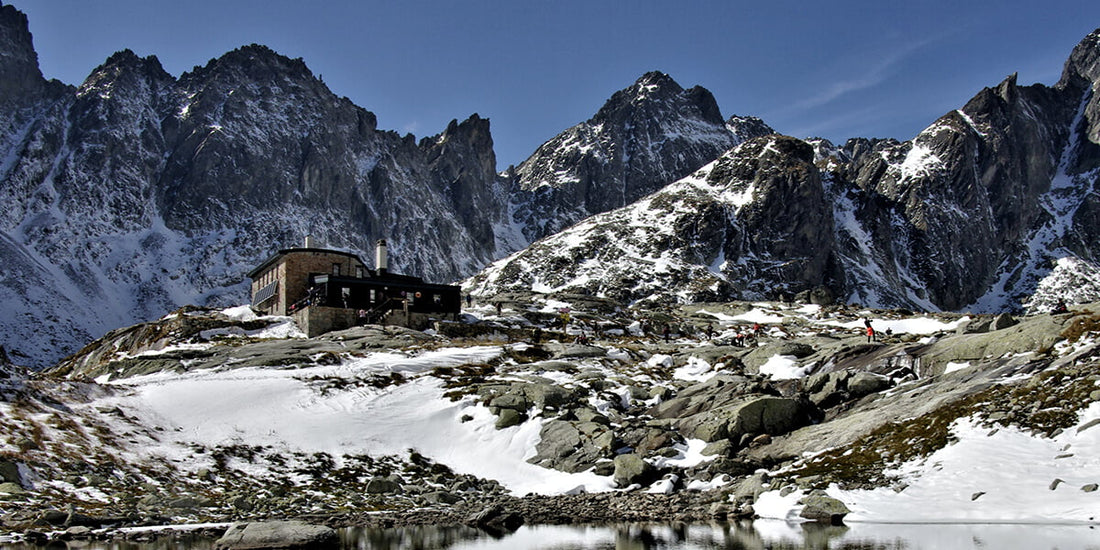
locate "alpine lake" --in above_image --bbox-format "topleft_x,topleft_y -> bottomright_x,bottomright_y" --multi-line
2,520 -> 1098,550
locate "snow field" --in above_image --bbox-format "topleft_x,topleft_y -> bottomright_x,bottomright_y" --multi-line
757,402 -> 1100,524
96,344 -> 617,496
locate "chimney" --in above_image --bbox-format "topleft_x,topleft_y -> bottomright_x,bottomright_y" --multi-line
376,239 -> 388,274
304,235 -> 317,248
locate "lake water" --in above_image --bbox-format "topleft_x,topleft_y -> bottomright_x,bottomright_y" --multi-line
2,520 -> 1098,549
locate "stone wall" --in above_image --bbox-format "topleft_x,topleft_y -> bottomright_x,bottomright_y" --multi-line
294,306 -> 359,337
252,250 -> 368,316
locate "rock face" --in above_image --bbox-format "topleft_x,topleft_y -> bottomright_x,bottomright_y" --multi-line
469,30 -> 1100,314
507,71 -> 773,243
467,135 -> 835,304
0,12 -> 502,367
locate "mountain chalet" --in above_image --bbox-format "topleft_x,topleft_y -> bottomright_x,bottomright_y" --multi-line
247,239 -> 461,336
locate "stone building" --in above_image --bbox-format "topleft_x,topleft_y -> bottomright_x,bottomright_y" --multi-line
247,239 -> 461,336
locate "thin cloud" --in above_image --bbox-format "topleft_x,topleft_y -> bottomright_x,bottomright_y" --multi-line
783,103 -> 894,141
786,36 -> 937,114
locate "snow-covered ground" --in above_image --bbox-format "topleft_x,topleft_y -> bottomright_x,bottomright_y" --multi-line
756,403 -> 1100,526
92,343 -> 616,496
20,301 -> 1096,538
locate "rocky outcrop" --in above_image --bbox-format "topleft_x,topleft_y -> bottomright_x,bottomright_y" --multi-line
649,375 -> 811,447
214,521 -> 337,550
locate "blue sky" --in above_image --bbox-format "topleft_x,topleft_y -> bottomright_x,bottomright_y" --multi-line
9,0 -> 1100,169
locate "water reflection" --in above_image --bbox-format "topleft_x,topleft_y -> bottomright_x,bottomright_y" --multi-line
342,521 -> 1099,549
3,521 -> 1098,550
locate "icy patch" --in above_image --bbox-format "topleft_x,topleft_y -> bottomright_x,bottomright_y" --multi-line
944,361 -> 971,374
673,356 -> 715,382
649,439 -> 715,469
220,305 -> 259,321
759,355 -> 809,380
820,316 -> 964,335
899,143 -> 943,180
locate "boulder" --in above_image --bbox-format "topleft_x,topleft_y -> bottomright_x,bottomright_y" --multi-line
529,419 -> 615,473
0,482 -> 26,497
532,420 -> 581,460
546,343 -> 606,359
0,461 -> 21,486
613,453 -> 656,488
523,383 -> 574,408
365,478 -> 403,494
803,370 -> 842,395
726,397 -> 806,440
991,313 -> 1017,331
214,520 -> 338,550
465,504 -> 524,533
798,494 -> 850,524
847,372 -> 891,397
422,491 -> 462,504
488,392 -> 527,412
60,526 -> 93,540
957,317 -> 993,335
729,472 -> 770,503
573,407 -> 611,426
702,439 -> 736,457
495,408 -> 527,429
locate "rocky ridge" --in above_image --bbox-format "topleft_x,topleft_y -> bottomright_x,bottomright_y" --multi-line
505,71 -> 774,243
467,30 -> 1100,314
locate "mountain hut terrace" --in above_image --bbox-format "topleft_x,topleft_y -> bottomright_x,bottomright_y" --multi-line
247,239 -> 461,337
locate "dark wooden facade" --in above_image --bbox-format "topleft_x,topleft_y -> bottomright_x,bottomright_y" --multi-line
301,274 -> 461,319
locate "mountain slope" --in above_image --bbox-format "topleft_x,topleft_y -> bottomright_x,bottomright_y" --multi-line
469,31 -> 1100,312
467,135 -> 833,304
0,5 -> 768,368
504,71 -> 773,243
0,8 -> 507,367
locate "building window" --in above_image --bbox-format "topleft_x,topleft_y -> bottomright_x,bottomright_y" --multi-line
355,266 -> 365,278
332,263 -> 341,276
